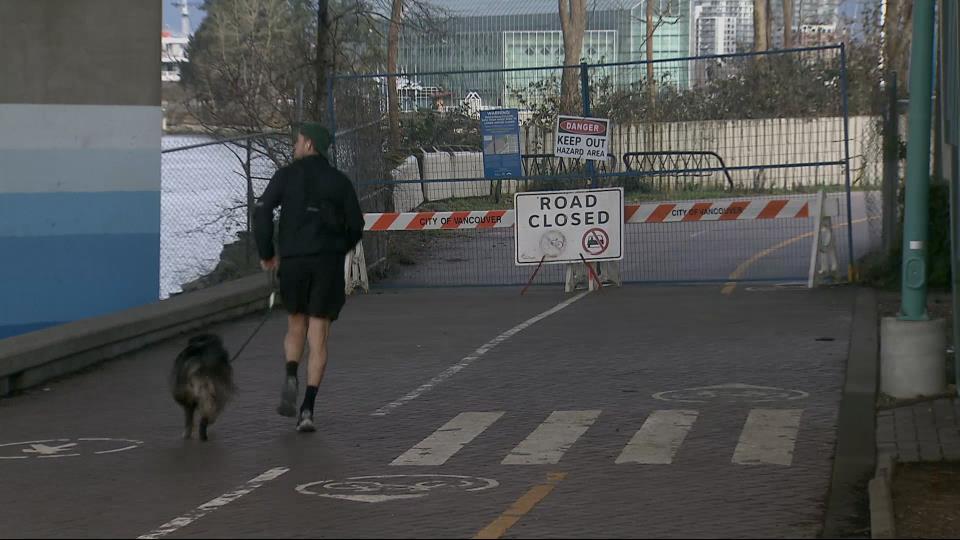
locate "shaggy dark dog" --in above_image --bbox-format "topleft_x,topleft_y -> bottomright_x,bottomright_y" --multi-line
170,334 -> 236,441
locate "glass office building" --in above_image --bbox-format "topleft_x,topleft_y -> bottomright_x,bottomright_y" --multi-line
396,0 -> 691,110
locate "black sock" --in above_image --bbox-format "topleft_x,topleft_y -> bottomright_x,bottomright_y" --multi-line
286,361 -> 299,378
301,385 -> 318,414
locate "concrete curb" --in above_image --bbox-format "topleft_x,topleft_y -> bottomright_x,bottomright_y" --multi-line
821,287 -> 879,538
869,453 -> 897,539
0,273 -> 272,397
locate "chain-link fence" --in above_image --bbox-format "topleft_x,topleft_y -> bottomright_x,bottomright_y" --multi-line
160,124 -> 399,299
160,133 -> 291,299
330,45 -> 883,287
327,77 -> 392,278
159,46 -> 891,295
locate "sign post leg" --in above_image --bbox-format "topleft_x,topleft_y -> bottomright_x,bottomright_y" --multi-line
521,256 -> 546,296
579,254 -> 602,291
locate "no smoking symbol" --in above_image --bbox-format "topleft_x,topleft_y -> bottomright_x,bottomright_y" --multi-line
582,228 -> 609,255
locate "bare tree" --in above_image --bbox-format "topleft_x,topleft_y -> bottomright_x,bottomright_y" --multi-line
646,0 -> 655,98
630,1 -> 679,100
782,0 -> 795,49
559,0 -> 587,114
883,0 -> 913,83
387,0 -> 404,150
366,0 -> 450,150
183,0 -> 310,134
315,0 -> 330,121
184,0 -> 402,132
754,0 -> 771,51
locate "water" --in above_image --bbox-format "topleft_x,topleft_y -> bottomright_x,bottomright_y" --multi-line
161,135 -> 278,298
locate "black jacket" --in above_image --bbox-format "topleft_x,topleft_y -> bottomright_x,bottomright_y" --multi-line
253,154 -> 364,260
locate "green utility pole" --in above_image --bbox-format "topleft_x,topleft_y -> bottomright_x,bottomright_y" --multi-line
941,0 -> 959,393
900,0 -> 938,321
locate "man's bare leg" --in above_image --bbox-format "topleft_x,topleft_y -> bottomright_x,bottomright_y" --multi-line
278,314 -> 307,417
306,317 -> 331,386
297,316 -> 331,432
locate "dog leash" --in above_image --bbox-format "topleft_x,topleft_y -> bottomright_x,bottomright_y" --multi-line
229,269 -> 278,363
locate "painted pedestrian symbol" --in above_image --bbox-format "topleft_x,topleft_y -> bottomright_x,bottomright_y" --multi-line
0,438 -> 144,460
296,474 -> 499,503
582,228 -> 609,255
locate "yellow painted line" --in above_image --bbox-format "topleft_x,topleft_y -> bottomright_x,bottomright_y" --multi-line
473,472 -> 567,539
721,217 -> 875,295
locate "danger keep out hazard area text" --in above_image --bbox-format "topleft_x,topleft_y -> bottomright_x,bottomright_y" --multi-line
554,137 -> 606,159
554,115 -> 610,162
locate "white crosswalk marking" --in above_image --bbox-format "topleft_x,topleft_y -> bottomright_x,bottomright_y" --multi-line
389,408 -> 806,467
502,410 -> 601,465
615,410 -> 699,465
391,412 -> 504,466
732,409 -> 803,466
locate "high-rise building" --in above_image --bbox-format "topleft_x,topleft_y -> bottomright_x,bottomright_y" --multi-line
690,0 -> 842,54
690,0 -> 755,54
692,8 -> 739,56
770,0 -> 841,47
395,0 -> 692,110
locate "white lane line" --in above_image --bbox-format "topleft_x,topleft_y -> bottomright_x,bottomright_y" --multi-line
371,292 -> 589,417
391,412 -> 505,466
616,410 -> 699,465
502,410 -> 601,465
732,409 -> 803,466
137,467 -> 289,539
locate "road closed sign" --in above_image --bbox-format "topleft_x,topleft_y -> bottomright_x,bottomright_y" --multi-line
554,115 -> 610,162
515,187 -> 623,265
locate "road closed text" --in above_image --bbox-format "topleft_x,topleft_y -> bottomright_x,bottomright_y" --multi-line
528,194 -> 611,228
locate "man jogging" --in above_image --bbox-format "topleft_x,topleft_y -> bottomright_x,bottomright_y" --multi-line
253,122 -> 364,432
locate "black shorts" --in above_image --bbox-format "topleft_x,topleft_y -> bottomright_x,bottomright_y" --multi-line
277,253 -> 346,320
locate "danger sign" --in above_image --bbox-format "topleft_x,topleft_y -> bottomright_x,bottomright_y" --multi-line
515,187 -> 623,265
554,115 -> 610,162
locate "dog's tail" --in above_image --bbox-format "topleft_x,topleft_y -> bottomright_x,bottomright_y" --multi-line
189,373 -> 234,422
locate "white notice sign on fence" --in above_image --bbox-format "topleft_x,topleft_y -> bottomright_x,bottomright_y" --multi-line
515,187 -> 623,266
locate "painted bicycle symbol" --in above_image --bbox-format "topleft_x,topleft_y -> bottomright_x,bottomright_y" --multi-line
653,383 -> 809,403
296,474 -> 499,503
0,438 -> 143,460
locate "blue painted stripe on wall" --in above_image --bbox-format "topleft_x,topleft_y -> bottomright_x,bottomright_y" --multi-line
0,321 -> 62,340
0,191 -> 160,237
0,233 -> 159,326
0,149 -> 160,194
